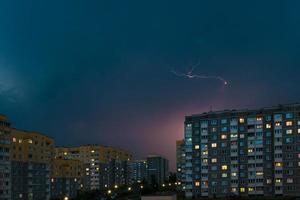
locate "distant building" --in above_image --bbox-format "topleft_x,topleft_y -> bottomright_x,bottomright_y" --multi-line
183,103 -> 300,198
100,159 -> 129,189
176,140 -> 185,186
128,160 -> 147,184
55,145 -> 132,190
0,115 -> 11,200
147,155 -> 169,185
51,159 -> 83,199
10,128 -> 54,200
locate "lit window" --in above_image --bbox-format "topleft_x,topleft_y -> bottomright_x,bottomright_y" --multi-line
195,145 -> 200,150
298,129 -> 300,134
232,188 -> 237,192
18,139 -> 22,143
211,143 -> 217,148
266,124 -> 272,129
275,179 -> 282,183
195,181 -> 200,187
221,134 -> 227,140
28,139 -> 33,144
240,188 -> 245,193
222,165 -> 228,170
286,121 -> 293,126
202,159 -> 208,163
256,117 -> 263,121
275,162 -> 283,167
239,118 -> 245,123
275,122 -> 281,127
212,127 -> 217,132
222,173 -> 228,178
256,172 -> 264,176
287,178 -> 293,184
248,148 -> 254,153
211,158 -> 217,163
248,188 -> 254,192
202,151 -> 208,155
12,138 -> 17,143
286,130 -> 293,134
231,173 -> 237,177
267,179 -> 272,184
91,150 -> 95,153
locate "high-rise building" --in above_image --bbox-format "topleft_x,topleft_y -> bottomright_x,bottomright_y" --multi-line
51,159 -> 83,199
183,103 -> 300,198
55,145 -> 132,191
0,115 -> 11,200
147,155 -> 169,186
100,159 -> 129,189
128,160 -> 147,184
176,140 -> 185,186
10,128 -> 55,200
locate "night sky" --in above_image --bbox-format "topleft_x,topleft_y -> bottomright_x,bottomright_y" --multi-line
1,0 -> 300,170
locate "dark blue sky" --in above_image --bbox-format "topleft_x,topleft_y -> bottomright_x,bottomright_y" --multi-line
1,0 -> 300,169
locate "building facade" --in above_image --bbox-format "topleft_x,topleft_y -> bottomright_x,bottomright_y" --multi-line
147,155 -> 169,186
176,140 -> 185,187
10,129 -> 55,200
0,115 -> 11,200
55,145 -> 132,191
184,104 -> 300,198
128,160 -> 147,185
51,159 -> 83,199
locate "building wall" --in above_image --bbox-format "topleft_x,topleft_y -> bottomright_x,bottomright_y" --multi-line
0,115 -> 11,200
183,104 -> 300,198
10,129 -> 54,200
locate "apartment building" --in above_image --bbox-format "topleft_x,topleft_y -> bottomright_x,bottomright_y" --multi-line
176,140 -> 185,187
128,160 -> 147,184
55,145 -> 132,191
183,103 -> 300,198
10,129 -> 55,200
51,159 -> 83,199
147,155 -> 169,186
0,115 -> 11,200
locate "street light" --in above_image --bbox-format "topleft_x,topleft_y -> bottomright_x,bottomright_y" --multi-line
64,197 -> 69,200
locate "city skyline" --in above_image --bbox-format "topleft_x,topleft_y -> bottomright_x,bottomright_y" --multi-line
1,0 -> 300,170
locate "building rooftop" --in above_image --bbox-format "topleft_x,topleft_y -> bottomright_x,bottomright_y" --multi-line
187,103 -> 300,119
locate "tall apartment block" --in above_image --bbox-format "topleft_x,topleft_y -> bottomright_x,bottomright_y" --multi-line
51,159 -> 83,199
128,160 -> 147,184
55,145 -> 132,191
10,128 -> 55,200
0,115 -> 11,200
176,140 -> 185,186
100,159 -> 129,189
183,104 -> 300,198
147,155 -> 169,186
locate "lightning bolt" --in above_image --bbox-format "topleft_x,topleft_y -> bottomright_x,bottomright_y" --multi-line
172,62 -> 228,86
